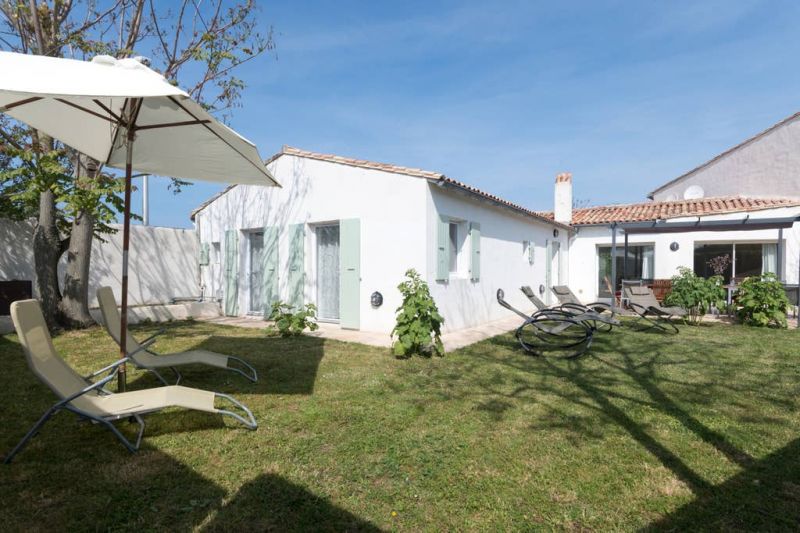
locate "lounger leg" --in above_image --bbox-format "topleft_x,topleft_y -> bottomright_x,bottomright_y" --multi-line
226,356 -> 258,382
215,393 -> 258,429
170,367 -> 182,385
4,405 -> 60,464
149,368 -> 171,386
98,414 -> 145,454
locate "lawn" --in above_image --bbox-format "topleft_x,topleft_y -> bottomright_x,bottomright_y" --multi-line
1,319 -> 799,531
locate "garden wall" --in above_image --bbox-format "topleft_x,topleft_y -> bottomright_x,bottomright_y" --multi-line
0,219 -> 201,310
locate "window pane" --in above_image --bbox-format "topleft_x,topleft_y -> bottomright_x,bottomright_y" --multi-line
694,244 -> 732,283
597,245 -> 654,298
449,223 -> 458,273
735,243 -> 762,280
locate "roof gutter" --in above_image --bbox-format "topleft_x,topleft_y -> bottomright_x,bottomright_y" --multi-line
434,178 -> 573,232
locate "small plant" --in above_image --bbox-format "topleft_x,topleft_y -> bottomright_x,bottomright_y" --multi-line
706,254 -> 731,277
663,267 -> 726,325
733,273 -> 789,328
391,269 -> 445,357
267,301 -> 319,337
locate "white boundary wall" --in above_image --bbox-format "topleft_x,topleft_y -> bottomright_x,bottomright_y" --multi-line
0,219 -> 199,308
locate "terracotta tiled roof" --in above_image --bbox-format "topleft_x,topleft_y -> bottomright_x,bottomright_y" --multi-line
537,197 -> 800,226
192,146 -> 569,229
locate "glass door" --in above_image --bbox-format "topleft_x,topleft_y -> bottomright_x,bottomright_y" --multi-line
316,224 -> 340,321
249,231 -> 264,314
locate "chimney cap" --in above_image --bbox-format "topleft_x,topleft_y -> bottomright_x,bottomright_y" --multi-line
556,172 -> 572,183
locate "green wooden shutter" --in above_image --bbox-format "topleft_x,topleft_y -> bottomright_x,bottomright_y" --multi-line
199,242 -> 210,266
436,216 -> 449,281
469,222 -> 481,281
340,218 -> 361,330
262,226 -> 279,316
223,230 -> 239,316
287,224 -> 305,309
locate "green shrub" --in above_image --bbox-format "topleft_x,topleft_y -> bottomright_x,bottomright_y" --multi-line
733,273 -> 789,328
267,301 -> 319,337
663,267 -> 726,325
391,269 -> 445,357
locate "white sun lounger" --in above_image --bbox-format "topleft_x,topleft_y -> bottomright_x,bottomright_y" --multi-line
4,299 -> 256,463
97,287 -> 257,384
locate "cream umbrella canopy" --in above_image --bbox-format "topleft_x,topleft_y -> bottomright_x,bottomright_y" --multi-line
0,51 -> 279,389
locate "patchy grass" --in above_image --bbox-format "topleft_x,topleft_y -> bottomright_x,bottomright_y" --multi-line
1,320 -> 799,531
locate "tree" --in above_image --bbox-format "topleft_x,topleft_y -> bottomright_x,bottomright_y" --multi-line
0,0 -> 274,327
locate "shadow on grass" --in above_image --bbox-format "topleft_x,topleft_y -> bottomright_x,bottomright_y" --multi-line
481,331 -> 755,494
204,473 -> 382,532
121,333 -> 327,396
645,437 -> 800,531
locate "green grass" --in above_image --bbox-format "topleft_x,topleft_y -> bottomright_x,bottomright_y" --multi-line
1,319 -> 799,531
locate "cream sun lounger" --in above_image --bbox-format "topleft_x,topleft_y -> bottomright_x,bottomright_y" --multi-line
624,285 -> 685,334
4,299 -> 256,463
97,287 -> 257,384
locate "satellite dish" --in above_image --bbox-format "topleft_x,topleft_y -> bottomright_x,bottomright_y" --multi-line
683,185 -> 705,200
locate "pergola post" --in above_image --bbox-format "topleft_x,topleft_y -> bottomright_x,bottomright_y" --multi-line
623,231 -> 629,280
610,223 -> 617,312
777,228 -> 784,280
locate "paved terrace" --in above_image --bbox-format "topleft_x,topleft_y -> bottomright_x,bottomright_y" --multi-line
199,313 -> 526,352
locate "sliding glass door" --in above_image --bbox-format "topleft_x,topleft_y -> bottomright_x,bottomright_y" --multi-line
598,244 -> 654,298
693,242 -> 778,283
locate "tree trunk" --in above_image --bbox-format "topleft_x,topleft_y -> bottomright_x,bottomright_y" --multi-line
33,187 -> 63,329
60,156 -> 99,328
60,209 -> 95,327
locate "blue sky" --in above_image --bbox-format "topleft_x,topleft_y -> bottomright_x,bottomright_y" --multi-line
136,0 -> 800,228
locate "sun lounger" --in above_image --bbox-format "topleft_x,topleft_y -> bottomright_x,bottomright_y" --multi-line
623,285 -> 685,333
497,289 -> 593,358
97,287 -> 257,384
551,285 -> 615,315
4,299 -> 256,463
520,285 -> 619,332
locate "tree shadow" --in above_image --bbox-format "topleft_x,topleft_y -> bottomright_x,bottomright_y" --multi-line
118,322 -> 328,396
202,473 -> 382,532
644,437 -> 800,531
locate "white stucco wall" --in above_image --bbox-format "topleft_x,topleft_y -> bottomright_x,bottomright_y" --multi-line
426,184 -> 568,331
568,206 -> 800,303
194,154 -> 429,334
651,114 -> 800,201
0,219 -> 199,307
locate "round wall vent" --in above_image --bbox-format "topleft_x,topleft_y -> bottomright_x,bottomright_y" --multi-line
683,185 -> 705,200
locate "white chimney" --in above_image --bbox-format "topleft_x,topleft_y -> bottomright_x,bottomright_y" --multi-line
554,172 -> 573,224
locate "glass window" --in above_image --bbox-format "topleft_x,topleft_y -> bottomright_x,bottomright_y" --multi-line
448,223 -> 458,273
598,244 -> 655,298
734,243 -> 762,281
212,242 -> 221,265
694,244 -> 733,283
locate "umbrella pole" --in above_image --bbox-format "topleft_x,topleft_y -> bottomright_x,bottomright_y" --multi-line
118,121 -> 136,392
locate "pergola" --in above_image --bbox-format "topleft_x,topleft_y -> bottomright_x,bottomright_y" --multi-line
607,215 -> 800,327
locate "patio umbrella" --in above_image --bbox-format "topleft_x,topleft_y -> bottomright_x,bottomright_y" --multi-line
0,51 -> 279,389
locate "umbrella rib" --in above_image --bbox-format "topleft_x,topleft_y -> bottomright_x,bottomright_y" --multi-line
0,96 -> 43,113
135,119 -> 211,130
55,98 -> 118,123
167,95 -> 276,182
92,99 -> 124,124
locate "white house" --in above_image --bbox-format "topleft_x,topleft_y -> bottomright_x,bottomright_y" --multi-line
542,195 -> 800,304
191,146 -> 571,334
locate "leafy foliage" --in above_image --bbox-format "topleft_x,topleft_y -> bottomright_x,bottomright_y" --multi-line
663,267 -> 726,325
733,273 -> 790,328
391,269 -> 445,357
267,301 -> 319,337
